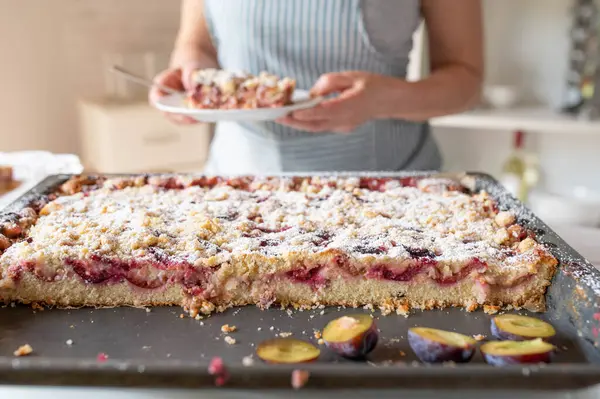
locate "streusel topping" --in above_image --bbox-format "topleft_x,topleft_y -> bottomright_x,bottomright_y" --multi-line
0,177 -> 545,273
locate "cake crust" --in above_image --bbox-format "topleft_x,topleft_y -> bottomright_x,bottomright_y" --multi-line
0,175 -> 558,316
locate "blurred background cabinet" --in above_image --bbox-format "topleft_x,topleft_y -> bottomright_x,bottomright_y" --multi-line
78,100 -> 212,173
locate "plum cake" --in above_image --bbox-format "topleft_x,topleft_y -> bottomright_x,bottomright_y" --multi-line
185,69 -> 296,110
0,175 -> 557,317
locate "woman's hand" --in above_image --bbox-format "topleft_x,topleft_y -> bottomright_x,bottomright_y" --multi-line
150,0 -> 220,125
149,63 -> 204,126
277,71 -> 400,133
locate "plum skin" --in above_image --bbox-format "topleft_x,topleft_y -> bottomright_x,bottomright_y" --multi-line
480,339 -> 555,366
324,322 -> 379,359
490,315 -> 555,341
482,351 -> 553,366
408,329 -> 476,363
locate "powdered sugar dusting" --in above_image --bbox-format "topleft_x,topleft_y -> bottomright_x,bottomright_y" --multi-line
0,176 -> 553,290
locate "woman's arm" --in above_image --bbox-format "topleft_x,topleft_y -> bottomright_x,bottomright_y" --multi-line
381,0 -> 483,121
282,0 -> 483,133
170,0 -> 219,71
150,0 -> 219,125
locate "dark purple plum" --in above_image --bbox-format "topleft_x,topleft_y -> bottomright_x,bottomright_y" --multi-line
256,338 -> 320,364
322,314 -> 378,359
491,314 -> 555,341
480,339 -> 555,366
408,327 -> 477,363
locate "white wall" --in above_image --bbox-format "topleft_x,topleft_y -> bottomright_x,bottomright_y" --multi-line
0,0 -> 178,153
433,0 -> 600,192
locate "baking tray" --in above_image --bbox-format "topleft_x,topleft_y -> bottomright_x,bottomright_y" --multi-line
1,172 -> 600,391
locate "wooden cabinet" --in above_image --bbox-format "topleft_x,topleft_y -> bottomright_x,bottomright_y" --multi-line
78,100 -> 212,173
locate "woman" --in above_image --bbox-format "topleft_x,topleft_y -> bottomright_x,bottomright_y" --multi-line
150,0 -> 483,174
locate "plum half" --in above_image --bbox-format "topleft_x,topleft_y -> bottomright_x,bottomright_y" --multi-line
491,314 -> 556,341
480,338 -> 555,366
408,327 -> 477,363
256,338 -> 320,364
322,314 -> 378,359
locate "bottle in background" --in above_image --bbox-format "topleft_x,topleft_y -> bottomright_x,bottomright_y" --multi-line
500,130 -> 530,202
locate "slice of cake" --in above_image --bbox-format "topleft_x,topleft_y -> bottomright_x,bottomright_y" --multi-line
185,69 -> 296,110
0,175 -> 557,317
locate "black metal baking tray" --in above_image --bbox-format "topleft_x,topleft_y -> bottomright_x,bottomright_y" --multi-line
1,172 -> 600,391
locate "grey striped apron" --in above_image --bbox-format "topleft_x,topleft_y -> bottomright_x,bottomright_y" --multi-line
203,0 -> 442,174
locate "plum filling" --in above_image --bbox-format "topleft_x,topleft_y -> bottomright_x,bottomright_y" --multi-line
285,266 -> 328,290
367,258 -> 488,286
46,253 -> 218,295
367,264 -> 426,282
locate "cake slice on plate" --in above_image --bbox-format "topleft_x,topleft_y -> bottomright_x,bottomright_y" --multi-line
185,69 -> 296,110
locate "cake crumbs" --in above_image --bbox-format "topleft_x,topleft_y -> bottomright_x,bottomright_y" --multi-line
399,351 -> 406,357
195,314 -> 203,321
257,327 -> 262,331
224,336 -> 236,345
278,332 -> 293,338
221,324 -> 237,333
317,338 -> 324,345
145,308 -> 151,313
13,344 -> 33,357
66,339 -> 74,346
269,326 -> 274,331
484,305 -> 500,315
242,355 -> 254,367
319,310 -> 325,315
313,330 -> 322,339
291,369 -> 310,390
97,353 -> 109,362
179,314 -> 185,319
31,303 -> 44,311
208,357 -> 229,387
473,334 -> 486,341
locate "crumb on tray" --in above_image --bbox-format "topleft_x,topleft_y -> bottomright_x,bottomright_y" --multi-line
221,324 -> 237,333
242,355 -> 254,367
291,369 -> 310,390
484,305 -> 500,315
66,339 -> 74,346
278,332 -> 293,338
473,334 -> 486,341
13,344 -> 33,357
313,330 -> 322,339
97,353 -> 109,362
208,357 -> 230,387
224,336 -> 236,345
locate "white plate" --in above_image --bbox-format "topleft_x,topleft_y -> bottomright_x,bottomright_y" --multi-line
152,90 -> 322,122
